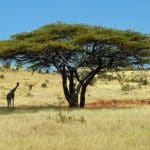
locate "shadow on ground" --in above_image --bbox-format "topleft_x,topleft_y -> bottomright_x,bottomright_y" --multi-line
0,99 -> 150,115
0,104 -> 64,115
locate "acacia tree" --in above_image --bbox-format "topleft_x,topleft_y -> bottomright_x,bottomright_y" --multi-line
0,23 -> 150,108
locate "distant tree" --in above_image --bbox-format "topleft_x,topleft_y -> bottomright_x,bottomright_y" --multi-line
0,23 -> 150,108
3,62 -> 11,69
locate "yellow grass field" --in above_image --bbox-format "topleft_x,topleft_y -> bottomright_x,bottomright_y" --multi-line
0,68 -> 150,150
0,69 -> 150,107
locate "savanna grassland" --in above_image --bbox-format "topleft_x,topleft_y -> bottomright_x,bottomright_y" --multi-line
0,68 -> 150,150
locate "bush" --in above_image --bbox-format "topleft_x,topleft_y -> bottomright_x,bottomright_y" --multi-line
3,63 -> 11,69
121,84 -> 134,92
45,69 -> 49,74
138,77 -> 149,86
26,92 -> 33,97
89,77 -> 97,86
41,83 -> 47,88
0,75 -> 4,79
130,74 -> 149,86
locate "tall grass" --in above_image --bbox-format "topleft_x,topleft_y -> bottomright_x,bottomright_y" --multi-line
0,69 -> 149,150
0,106 -> 149,150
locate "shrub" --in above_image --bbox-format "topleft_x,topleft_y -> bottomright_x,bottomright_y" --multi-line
41,83 -> 47,88
26,92 -> 33,97
0,75 -> 4,79
138,77 -> 149,86
45,69 -> 49,74
130,74 -> 149,86
3,63 -> 11,69
89,77 -> 97,86
121,84 -> 134,92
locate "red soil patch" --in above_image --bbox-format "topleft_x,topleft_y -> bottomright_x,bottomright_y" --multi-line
16,100 -> 150,109
86,99 -> 150,108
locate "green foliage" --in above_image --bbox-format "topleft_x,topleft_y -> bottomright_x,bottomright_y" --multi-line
16,62 -> 23,70
0,23 -> 149,60
0,23 -> 149,108
45,69 -> 49,74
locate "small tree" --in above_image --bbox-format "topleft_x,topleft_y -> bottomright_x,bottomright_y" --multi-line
0,23 -> 150,108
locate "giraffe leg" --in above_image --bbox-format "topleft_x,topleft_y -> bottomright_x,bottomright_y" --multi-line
7,98 -> 10,108
12,98 -> 14,108
10,99 -> 11,108
7,99 -> 9,108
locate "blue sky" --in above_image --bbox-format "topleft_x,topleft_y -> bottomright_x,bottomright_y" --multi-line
0,0 -> 150,40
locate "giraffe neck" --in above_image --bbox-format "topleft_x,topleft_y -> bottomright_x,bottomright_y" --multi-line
11,85 -> 19,93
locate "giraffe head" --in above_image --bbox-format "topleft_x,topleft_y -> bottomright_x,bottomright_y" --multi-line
16,82 -> 19,87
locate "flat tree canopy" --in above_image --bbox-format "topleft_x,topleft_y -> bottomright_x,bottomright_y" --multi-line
0,23 -> 150,107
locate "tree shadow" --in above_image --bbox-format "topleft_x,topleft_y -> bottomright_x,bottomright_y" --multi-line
0,103 -> 147,115
0,104 -> 68,115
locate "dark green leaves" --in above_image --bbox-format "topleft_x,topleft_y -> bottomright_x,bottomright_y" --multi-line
0,23 -> 149,65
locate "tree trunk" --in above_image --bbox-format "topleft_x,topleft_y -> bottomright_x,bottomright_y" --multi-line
80,85 -> 87,108
68,71 -> 78,107
61,69 -> 71,103
79,59 -> 102,108
69,94 -> 78,108
61,69 -> 80,108
60,58 -> 102,108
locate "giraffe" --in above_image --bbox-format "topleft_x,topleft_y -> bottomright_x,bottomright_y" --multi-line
6,82 -> 19,108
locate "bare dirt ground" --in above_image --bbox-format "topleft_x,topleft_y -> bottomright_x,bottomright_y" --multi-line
86,99 -> 150,108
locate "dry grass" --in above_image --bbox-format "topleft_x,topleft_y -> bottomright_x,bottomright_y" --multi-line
0,69 -> 149,107
0,69 -> 150,150
0,106 -> 149,150
0,69 -> 64,107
